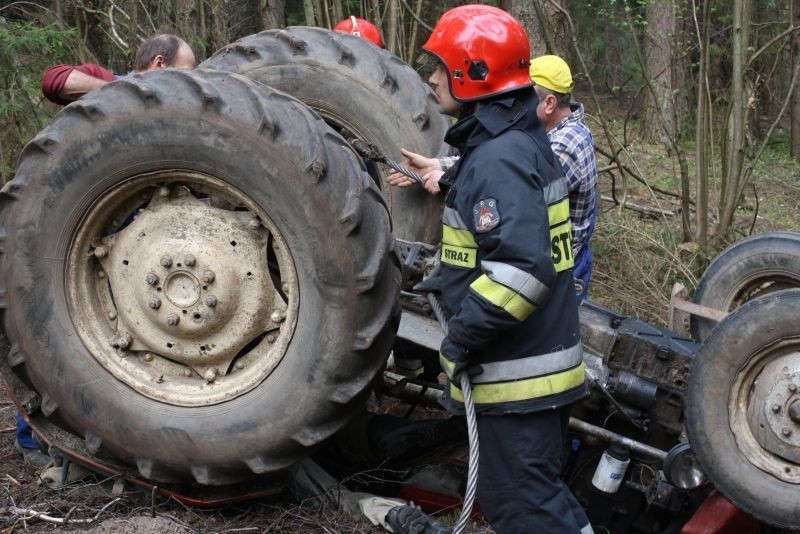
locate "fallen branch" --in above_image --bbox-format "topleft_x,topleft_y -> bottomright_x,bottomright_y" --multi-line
601,194 -> 678,218
9,497 -> 121,525
597,164 -> 619,174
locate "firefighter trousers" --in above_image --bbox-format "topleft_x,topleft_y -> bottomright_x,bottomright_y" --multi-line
476,405 -> 590,533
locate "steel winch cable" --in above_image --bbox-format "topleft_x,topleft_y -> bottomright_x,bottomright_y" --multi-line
349,138 -> 425,185
351,134 -> 477,530
426,292 -> 478,534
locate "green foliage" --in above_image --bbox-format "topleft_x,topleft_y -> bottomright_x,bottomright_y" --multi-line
0,21 -> 76,181
567,0 -> 646,97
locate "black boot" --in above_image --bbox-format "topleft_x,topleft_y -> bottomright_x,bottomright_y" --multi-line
385,504 -> 451,534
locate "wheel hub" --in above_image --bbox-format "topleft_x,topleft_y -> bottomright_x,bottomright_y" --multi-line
163,271 -> 201,308
67,174 -> 299,406
751,356 -> 800,463
733,339 -> 800,482
95,188 -> 280,377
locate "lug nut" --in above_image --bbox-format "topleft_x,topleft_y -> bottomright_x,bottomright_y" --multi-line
204,368 -> 217,383
160,255 -> 173,268
184,254 -> 196,267
789,383 -> 798,393
248,218 -> 260,229
94,246 -> 108,258
267,334 -> 276,343
782,427 -> 793,437
108,311 -> 117,320
166,313 -> 180,326
143,353 -> 154,362
158,186 -> 169,198
112,333 -> 132,350
204,295 -> 218,308
282,283 -> 289,293
202,270 -> 215,284
773,403 -> 782,413
235,361 -> 245,370
148,297 -> 161,310
146,273 -> 159,286
184,368 -> 193,377
788,400 -> 800,423
271,310 -> 285,323
98,271 -> 106,279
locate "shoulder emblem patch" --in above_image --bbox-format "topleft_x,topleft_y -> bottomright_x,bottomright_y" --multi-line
473,198 -> 500,233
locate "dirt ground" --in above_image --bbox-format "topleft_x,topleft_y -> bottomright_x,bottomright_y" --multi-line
1,380 -> 492,533
0,380 -> 448,533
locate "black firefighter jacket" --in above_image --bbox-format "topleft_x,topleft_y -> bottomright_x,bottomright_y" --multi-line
436,88 -> 587,415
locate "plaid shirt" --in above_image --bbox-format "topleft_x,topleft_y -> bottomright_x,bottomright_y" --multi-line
439,103 -> 598,257
548,103 -> 598,258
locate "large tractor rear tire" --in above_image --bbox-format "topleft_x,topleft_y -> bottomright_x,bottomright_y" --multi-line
201,26 -> 450,245
0,70 -> 400,486
686,289 -> 800,529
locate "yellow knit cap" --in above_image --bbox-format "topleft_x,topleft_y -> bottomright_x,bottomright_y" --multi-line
529,55 -> 574,94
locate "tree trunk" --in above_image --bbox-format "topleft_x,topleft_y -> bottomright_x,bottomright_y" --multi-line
260,0 -> 285,29
718,0 -> 751,237
695,0 -> 712,247
406,0 -> 423,64
642,0 -> 676,145
501,0 -> 545,56
331,0 -> 343,27
303,0 -> 316,26
209,0 -> 231,52
792,0 -> 800,162
386,0 -> 398,54
176,0 -> 192,41
672,1 -> 692,137
536,0 -> 570,55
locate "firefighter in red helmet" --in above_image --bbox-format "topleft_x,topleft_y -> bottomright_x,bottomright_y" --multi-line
333,16 -> 385,48
422,5 -> 592,533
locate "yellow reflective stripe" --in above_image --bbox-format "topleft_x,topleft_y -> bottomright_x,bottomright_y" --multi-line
442,244 -> 477,268
548,198 -> 570,224
442,225 -> 477,248
449,362 -> 586,404
470,274 -> 535,321
548,198 -> 574,272
481,260 -> 549,306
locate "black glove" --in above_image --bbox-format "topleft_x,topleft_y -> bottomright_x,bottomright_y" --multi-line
440,337 -> 482,383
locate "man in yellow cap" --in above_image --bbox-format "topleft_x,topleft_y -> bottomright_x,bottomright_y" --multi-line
389,54 -> 599,301
529,55 -> 598,301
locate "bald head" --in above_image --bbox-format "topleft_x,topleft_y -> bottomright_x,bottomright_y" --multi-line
134,33 -> 196,72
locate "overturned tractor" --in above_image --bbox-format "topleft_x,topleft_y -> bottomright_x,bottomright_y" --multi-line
1,27 -> 798,531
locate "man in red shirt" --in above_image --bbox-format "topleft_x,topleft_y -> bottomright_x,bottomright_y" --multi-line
42,32 -> 196,105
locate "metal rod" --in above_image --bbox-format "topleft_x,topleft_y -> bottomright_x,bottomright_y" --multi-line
568,417 -> 668,461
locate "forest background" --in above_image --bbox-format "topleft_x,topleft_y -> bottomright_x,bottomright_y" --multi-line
1,0 -> 799,325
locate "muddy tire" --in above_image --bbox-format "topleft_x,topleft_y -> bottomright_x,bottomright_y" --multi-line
0,70 -> 400,485
690,232 -> 800,341
200,26 -> 449,245
686,289 -> 800,528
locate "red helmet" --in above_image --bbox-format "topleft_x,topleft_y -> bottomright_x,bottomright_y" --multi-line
333,16 -> 385,48
422,5 -> 531,102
